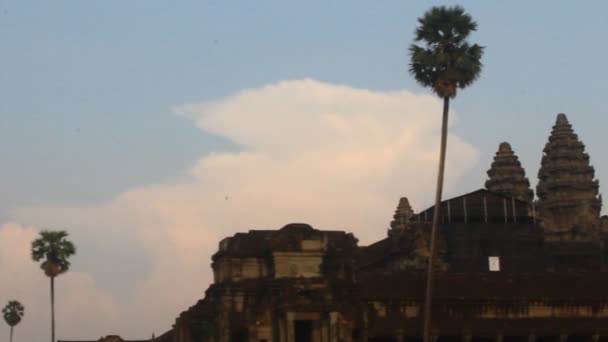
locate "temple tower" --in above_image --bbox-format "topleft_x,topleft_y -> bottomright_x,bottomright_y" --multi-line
389,197 -> 414,234
536,113 -> 601,240
386,197 -> 449,270
485,142 -> 534,204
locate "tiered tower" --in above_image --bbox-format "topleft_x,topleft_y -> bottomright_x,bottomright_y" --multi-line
389,197 -> 414,234
386,197 -> 448,270
485,142 -> 534,204
536,113 -> 601,240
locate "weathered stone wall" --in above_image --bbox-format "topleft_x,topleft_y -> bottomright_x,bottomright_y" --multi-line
214,257 -> 268,283
273,252 -> 324,278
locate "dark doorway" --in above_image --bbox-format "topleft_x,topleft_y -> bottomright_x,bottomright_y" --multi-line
504,336 -> 528,342
369,337 -> 397,342
295,320 -> 313,342
438,336 -> 463,342
471,337 -> 493,342
537,336 -> 559,342
568,335 -> 592,342
230,329 -> 247,342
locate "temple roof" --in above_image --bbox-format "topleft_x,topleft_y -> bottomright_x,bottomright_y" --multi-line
58,337 -> 150,342
415,189 -> 532,224
212,223 -> 357,260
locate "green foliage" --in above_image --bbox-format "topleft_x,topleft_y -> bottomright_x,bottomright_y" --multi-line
409,5 -> 484,98
31,230 -> 76,277
2,301 -> 24,327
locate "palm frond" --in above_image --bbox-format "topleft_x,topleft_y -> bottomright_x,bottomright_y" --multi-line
31,230 -> 76,276
409,6 -> 484,98
2,301 -> 24,326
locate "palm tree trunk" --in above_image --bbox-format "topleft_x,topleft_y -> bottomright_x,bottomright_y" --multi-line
423,96 -> 450,342
51,276 -> 55,342
10,325 -> 13,342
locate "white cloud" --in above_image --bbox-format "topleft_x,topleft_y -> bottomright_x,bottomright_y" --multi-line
3,79 -> 479,340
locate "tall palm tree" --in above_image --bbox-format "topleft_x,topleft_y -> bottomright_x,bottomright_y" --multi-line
409,6 -> 483,342
31,230 -> 76,342
2,300 -> 25,342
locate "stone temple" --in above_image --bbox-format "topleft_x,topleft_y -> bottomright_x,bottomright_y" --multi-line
64,114 -> 608,342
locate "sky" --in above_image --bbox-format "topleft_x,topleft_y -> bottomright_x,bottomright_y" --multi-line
1,1 -> 608,341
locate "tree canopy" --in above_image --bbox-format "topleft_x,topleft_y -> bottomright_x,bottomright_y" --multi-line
409,5 -> 484,98
2,301 -> 24,327
31,230 -> 76,277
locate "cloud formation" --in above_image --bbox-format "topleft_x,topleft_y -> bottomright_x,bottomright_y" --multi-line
1,79 -> 479,340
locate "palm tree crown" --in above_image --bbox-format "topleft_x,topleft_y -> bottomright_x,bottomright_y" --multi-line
31,230 -> 76,277
409,5 -> 484,98
2,301 -> 24,327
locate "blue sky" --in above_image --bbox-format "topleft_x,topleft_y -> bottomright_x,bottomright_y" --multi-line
2,1 -> 608,340
3,1 -> 607,218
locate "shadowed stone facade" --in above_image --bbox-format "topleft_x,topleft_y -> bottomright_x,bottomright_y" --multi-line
63,114 -> 608,342
485,142 -> 534,205
536,114 -> 602,241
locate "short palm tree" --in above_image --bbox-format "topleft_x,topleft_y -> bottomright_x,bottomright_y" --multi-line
31,230 -> 76,342
2,300 -> 24,342
409,6 -> 483,342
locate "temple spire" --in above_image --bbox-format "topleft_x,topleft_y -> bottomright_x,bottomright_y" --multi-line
485,142 -> 534,204
389,197 -> 414,235
536,113 -> 601,240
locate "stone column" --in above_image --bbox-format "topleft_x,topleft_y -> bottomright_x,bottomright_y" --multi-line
247,325 -> 254,342
277,315 -> 287,342
313,319 -> 322,342
218,313 -> 230,342
329,312 -> 339,342
287,312 -> 295,342
396,329 -> 404,342
359,328 -> 368,342
359,311 -> 368,342
320,315 -> 329,342
342,321 -> 353,342
175,324 -> 182,342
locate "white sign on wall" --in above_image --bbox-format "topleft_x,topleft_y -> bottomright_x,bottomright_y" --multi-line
489,256 -> 500,271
